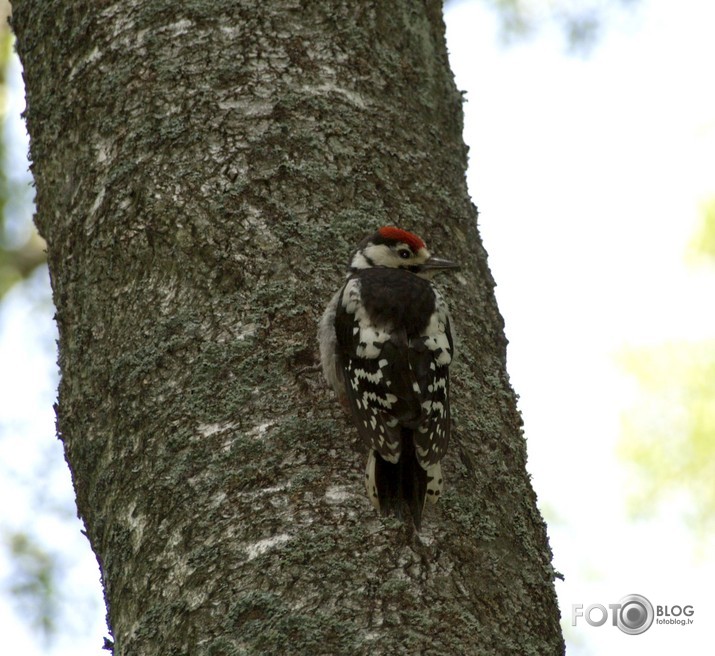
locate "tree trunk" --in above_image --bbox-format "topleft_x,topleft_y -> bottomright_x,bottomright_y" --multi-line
12,1 -> 564,654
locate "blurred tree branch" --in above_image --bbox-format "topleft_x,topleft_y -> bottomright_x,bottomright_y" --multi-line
1,1 -> 46,300
0,230 -> 46,295
447,0 -> 641,52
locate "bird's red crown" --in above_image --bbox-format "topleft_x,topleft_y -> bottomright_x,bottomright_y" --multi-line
377,226 -> 426,253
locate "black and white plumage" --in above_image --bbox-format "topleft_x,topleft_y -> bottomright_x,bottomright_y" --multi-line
319,226 -> 458,529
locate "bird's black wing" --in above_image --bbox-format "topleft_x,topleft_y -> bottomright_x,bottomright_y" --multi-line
410,292 -> 454,468
334,278 -> 423,463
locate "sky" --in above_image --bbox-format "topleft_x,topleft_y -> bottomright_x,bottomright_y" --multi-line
1,0 -> 714,653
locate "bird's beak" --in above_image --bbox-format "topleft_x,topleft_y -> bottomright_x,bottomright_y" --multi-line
422,256 -> 460,272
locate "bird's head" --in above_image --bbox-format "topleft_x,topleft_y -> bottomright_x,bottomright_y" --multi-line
348,226 -> 459,279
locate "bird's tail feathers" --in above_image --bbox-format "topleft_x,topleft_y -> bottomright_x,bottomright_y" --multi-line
370,429 -> 427,530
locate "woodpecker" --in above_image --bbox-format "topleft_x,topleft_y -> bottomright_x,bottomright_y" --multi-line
318,226 -> 458,529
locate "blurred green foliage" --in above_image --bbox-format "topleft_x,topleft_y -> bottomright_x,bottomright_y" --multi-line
3,531 -> 60,641
620,342 -> 715,534
620,201 -> 715,537
688,198 -> 715,263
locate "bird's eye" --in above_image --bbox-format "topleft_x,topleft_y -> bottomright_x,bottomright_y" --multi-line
398,249 -> 412,259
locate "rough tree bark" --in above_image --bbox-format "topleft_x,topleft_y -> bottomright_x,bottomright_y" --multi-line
13,1 -> 564,654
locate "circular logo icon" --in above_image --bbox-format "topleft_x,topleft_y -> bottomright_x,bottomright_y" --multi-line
617,594 -> 654,635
